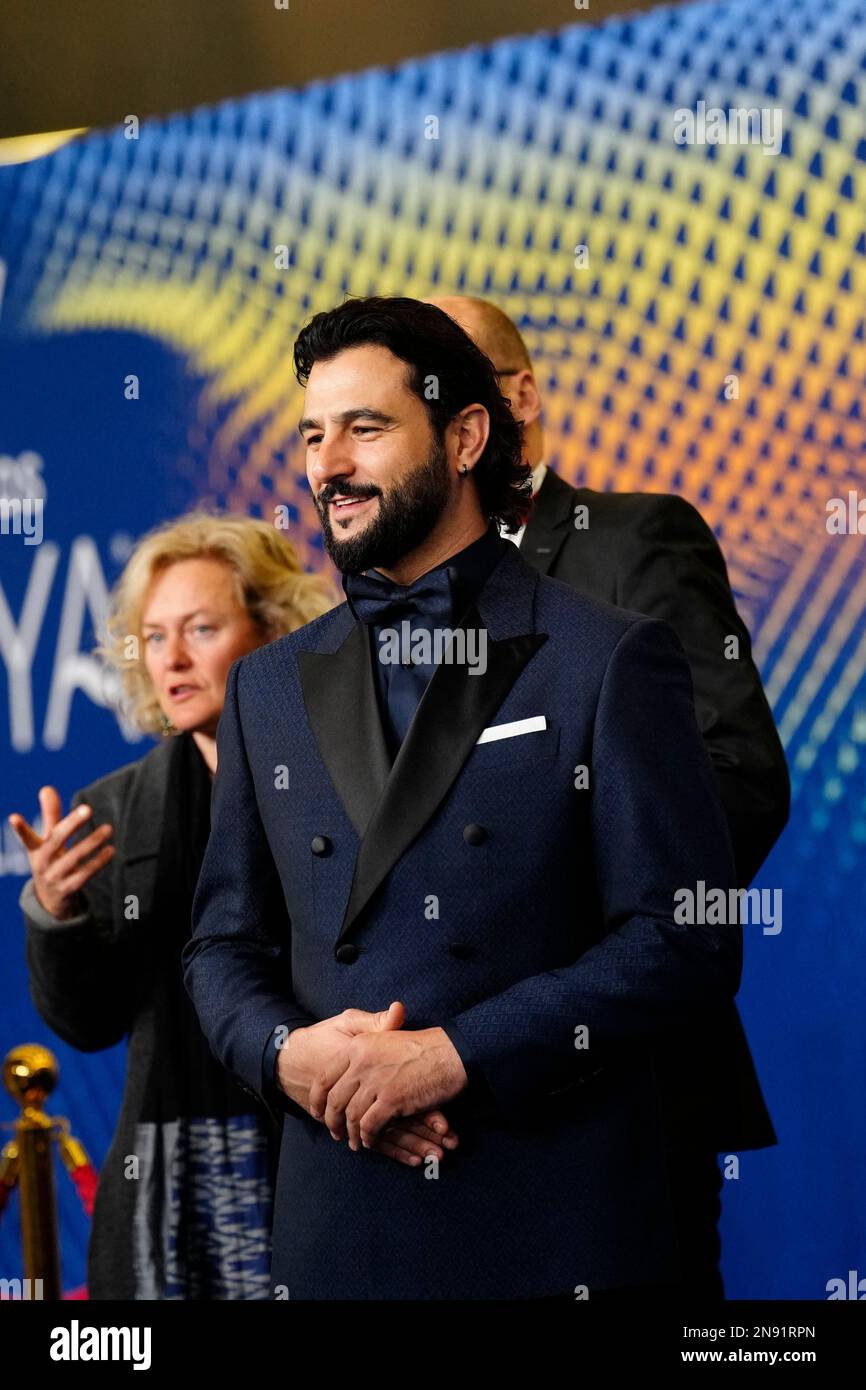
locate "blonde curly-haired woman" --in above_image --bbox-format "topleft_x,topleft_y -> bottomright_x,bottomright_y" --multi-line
10,513 -> 336,1300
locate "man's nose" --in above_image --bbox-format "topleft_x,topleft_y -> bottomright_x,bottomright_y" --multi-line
310,433 -> 355,485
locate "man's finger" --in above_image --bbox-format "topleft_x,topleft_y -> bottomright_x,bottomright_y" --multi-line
381,1000 -> 405,1031
418,1109 -> 455,1139
393,1116 -> 458,1150
375,1126 -> 444,1163
370,1136 -> 423,1168
7,814 -> 43,852
308,1052 -> 352,1121
381,1123 -> 445,1160
323,1072 -> 363,1141
345,1088 -> 378,1151
340,1001 -> 405,1035
359,1097 -> 399,1145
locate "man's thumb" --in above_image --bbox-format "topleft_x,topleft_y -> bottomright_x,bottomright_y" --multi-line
376,1000 -> 405,1031
342,1001 -> 405,1034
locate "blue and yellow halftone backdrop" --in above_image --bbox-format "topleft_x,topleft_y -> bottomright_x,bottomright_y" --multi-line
1,0 -> 864,1296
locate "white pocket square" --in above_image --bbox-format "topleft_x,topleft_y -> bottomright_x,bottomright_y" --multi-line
476,715 -> 547,744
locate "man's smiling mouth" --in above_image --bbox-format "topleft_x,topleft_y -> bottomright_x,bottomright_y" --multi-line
329,494 -> 377,516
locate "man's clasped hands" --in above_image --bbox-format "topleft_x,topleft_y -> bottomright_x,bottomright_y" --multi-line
275,1000 -> 468,1167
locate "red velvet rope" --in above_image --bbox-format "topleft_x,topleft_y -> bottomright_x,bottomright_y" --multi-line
69,1162 -> 98,1219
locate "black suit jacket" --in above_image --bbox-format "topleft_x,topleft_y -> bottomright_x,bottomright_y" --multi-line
186,543 -> 743,1296
519,467 -> 790,1150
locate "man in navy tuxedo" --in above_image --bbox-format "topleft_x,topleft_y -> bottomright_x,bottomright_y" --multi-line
184,296 -> 741,1300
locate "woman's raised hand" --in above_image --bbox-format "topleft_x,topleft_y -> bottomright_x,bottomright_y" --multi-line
9,786 -> 115,921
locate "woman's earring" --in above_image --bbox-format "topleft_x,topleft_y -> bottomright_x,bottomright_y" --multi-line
459,464 -> 469,475
160,712 -> 176,735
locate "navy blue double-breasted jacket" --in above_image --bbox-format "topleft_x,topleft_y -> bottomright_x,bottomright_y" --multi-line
183,541 -> 739,1299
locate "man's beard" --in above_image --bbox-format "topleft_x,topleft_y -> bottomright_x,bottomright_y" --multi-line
317,438 -> 452,574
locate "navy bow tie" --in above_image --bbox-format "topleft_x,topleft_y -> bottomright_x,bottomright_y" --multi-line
344,567 -> 456,629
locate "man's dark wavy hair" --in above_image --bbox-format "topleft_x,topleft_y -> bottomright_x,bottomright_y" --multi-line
293,296 -> 532,532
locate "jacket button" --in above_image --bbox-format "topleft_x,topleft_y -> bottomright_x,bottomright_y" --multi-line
449,943 -> 477,960
463,823 -> 487,846
311,835 -> 332,856
335,943 -> 359,964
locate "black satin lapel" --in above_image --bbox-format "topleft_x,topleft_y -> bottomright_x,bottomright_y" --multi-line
298,620 -> 392,838
338,609 -> 547,943
521,471 -> 577,576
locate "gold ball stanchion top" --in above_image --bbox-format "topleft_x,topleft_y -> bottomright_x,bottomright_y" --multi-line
3,1044 -> 59,1108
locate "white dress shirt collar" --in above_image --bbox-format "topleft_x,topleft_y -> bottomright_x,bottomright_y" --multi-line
499,460 -> 548,548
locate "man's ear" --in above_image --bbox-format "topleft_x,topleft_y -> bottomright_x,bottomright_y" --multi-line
502,370 -> 541,428
449,402 -> 490,475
